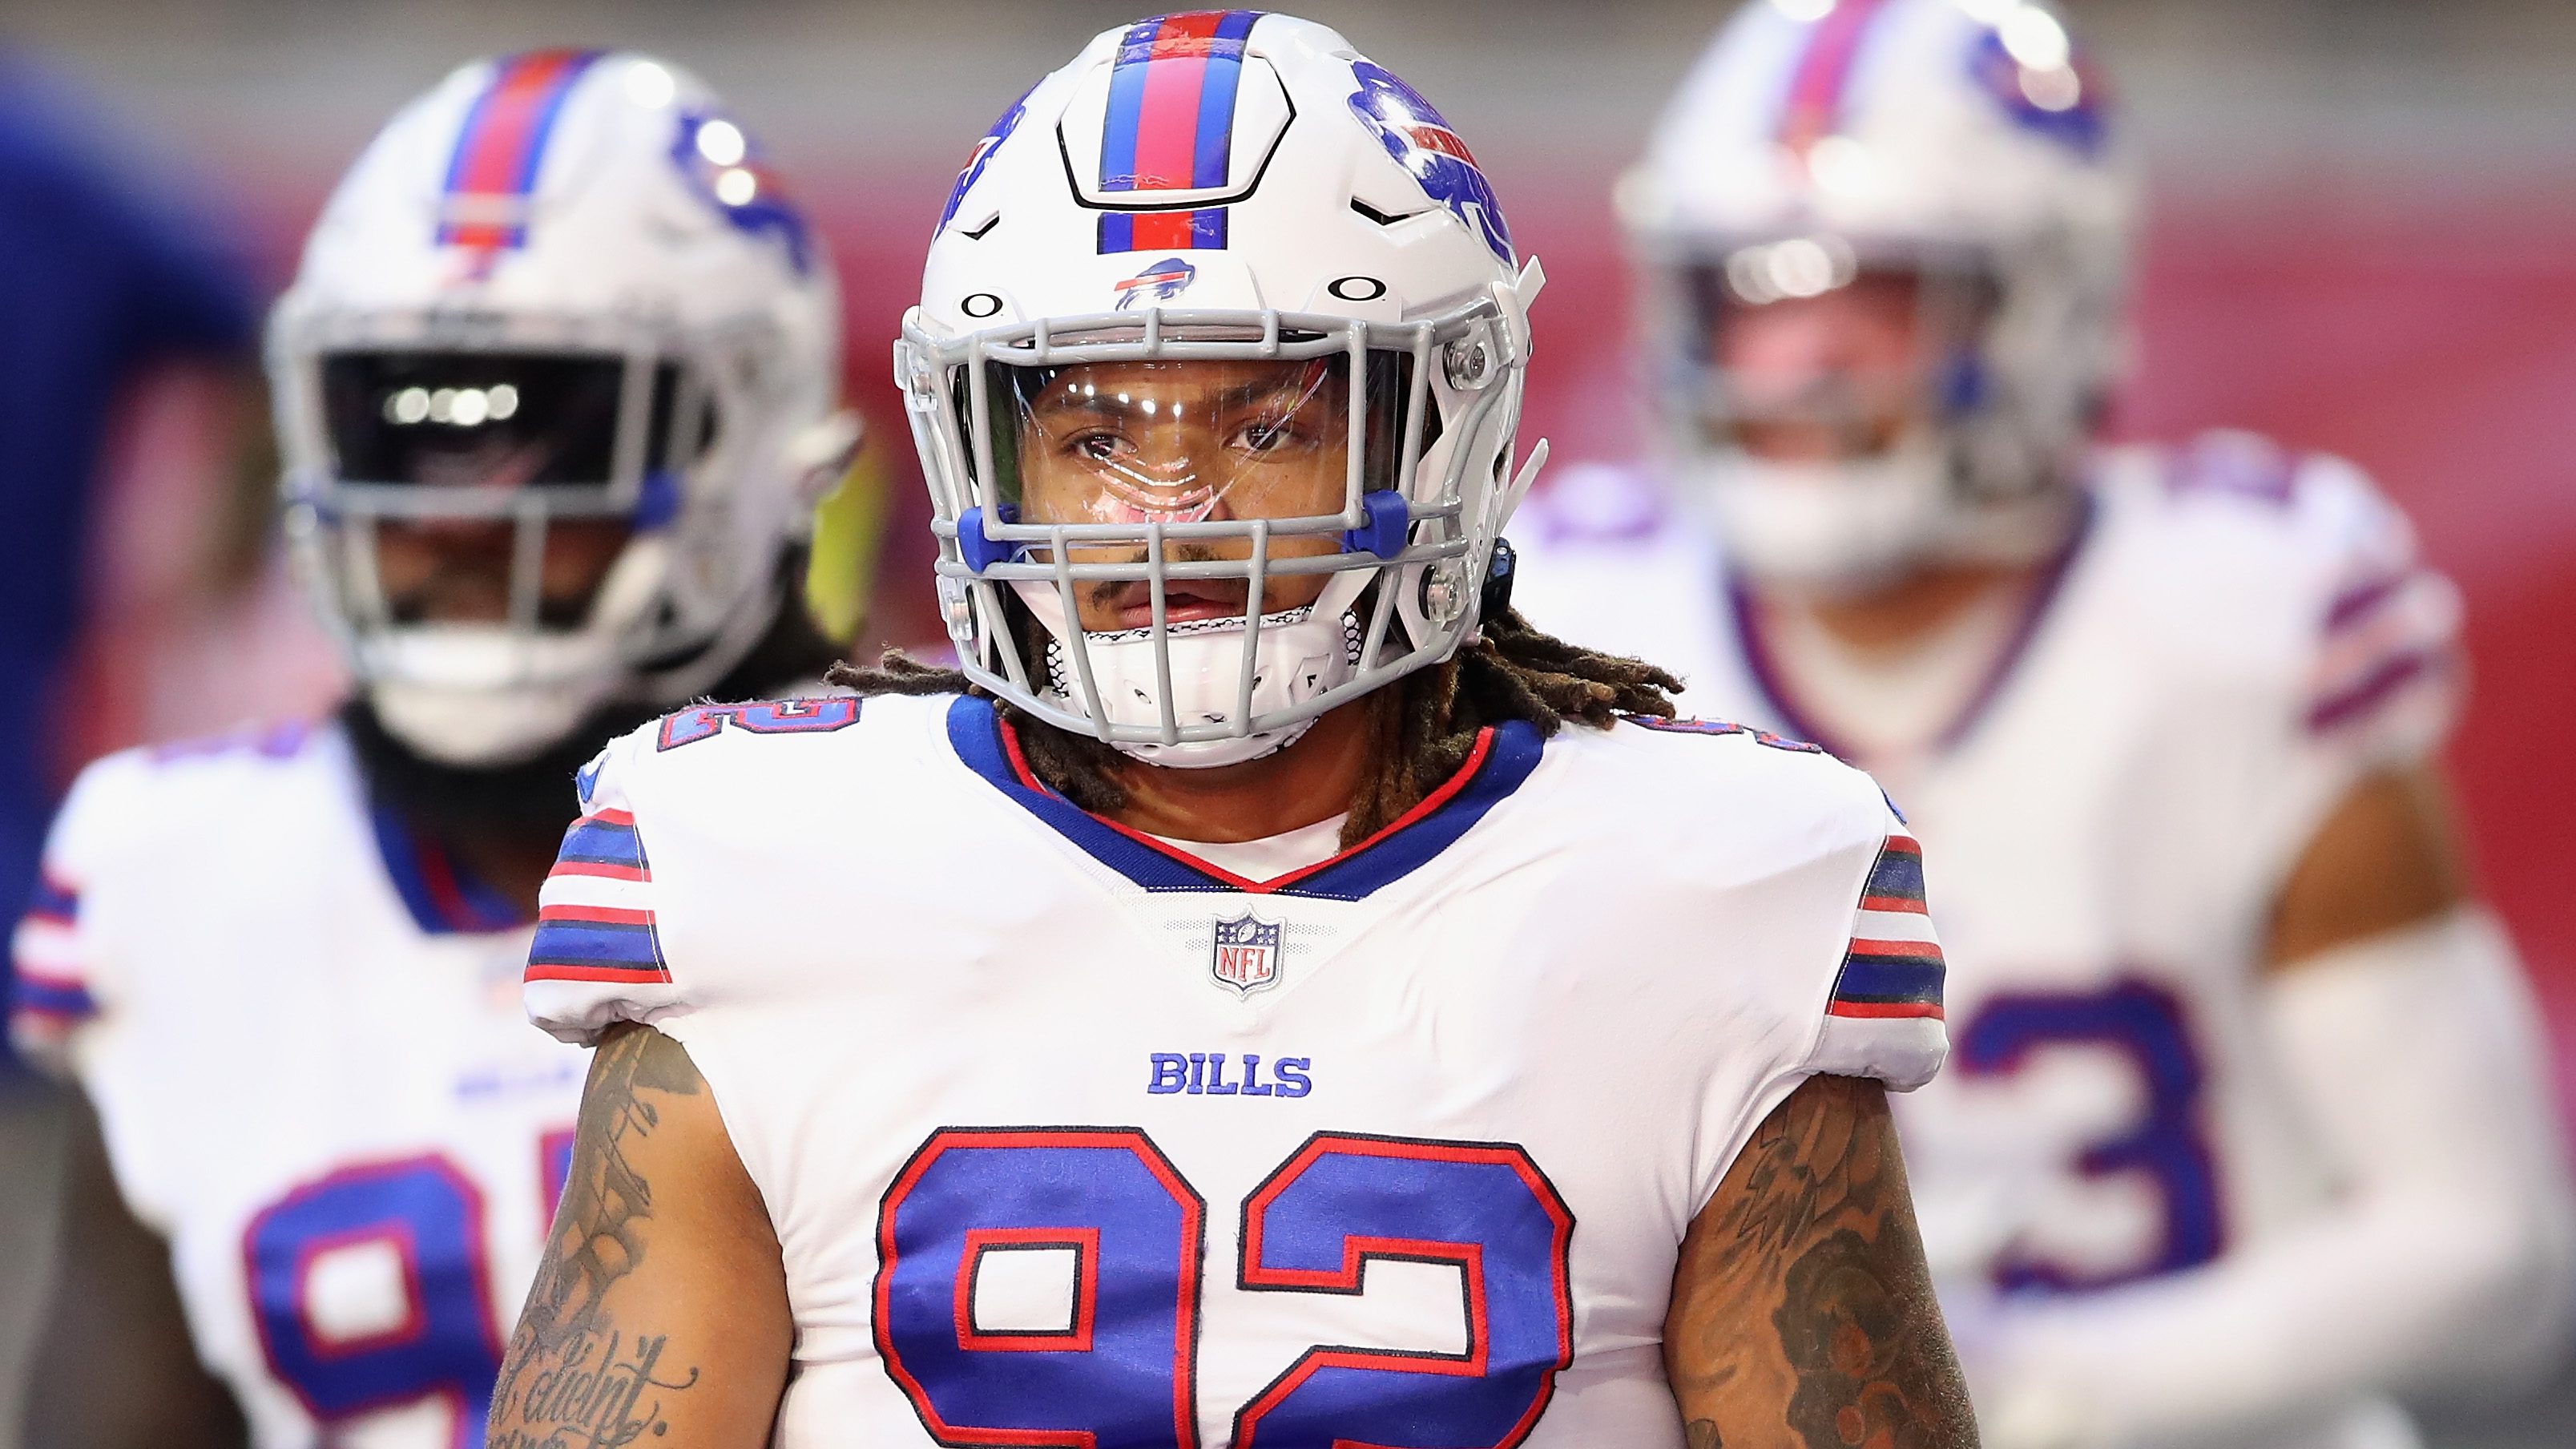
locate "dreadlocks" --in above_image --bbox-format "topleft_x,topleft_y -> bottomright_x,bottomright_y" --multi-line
825,607 -> 1683,846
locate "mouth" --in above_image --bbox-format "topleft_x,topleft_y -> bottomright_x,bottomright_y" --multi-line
1105,579 -> 1250,630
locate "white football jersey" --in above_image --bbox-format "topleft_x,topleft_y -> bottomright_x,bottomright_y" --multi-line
526,689 -> 1947,1448
1512,436 -> 2463,1441
8,722 -> 587,1449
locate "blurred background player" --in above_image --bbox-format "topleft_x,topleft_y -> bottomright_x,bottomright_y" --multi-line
1514,1 -> 2576,1445
493,13 -> 1976,1447
6,48 -> 861,1448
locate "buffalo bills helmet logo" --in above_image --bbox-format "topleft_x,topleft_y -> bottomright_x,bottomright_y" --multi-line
937,88 -> 1031,235
1345,60 -> 1513,264
1966,29 -> 2109,157
1210,911 -> 1282,996
670,109 -> 813,275
1114,256 -> 1198,310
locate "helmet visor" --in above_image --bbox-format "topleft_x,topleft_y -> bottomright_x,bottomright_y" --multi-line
980,352 -> 1417,625
319,350 -> 715,500
991,353 -> 1413,519
1679,240 -> 1998,462
300,348 -> 722,644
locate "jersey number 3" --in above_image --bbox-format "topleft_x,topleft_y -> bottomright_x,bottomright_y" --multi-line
876,1128 -> 1576,1449
1956,979 -> 2225,1290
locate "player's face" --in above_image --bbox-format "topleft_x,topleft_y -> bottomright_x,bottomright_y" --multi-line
319,349 -> 682,628
1704,271 -> 1927,463
374,519 -> 630,627
1014,358 -> 1351,631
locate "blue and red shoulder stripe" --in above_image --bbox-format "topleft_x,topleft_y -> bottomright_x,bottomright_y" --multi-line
529,807 -> 668,985
1828,834 -> 1943,1022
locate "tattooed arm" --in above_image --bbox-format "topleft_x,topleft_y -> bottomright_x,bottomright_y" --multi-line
1667,1073 -> 1978,1448
489,1022 -> 792,1449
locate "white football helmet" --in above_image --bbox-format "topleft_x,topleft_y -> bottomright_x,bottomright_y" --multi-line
1623,0 -> 2139,591
900,11 -> 1549,768
270,50 -> 851,765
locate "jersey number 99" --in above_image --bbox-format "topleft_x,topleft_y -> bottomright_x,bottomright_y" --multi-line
875,1128 -> 1576,1448
242,1156 -> 503,1449
241,1135 -> 573,1449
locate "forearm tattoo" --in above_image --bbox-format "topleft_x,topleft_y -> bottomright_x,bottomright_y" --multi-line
1667,1075 -> 1977,1448
489,1025 -> 705,1448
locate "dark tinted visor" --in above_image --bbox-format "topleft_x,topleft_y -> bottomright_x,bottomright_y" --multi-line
320,351 -> 714,490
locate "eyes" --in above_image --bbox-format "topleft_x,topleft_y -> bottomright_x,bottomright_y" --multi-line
1232,418 -> 1303,455
1057,410 -> 1319,465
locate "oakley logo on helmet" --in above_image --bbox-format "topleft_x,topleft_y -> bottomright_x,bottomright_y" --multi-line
1113,256 -> 1199,309
1346,60 -> 1512,264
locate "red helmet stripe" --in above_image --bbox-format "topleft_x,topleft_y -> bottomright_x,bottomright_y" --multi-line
1097,11 -> 1261,252
1131,12 -> 1228,192
437,49 -> 603,252
1776,0 -> 1894,157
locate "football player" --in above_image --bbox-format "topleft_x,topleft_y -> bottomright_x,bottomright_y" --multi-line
9,50 -> 856,1449
1510,2 -> 2576,1446
490,13 -> 1979,1449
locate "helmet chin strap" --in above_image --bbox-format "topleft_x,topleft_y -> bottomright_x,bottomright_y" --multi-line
371,676 -> 605,769
364,573 -> 790,769
1018,570 -> 1375,770
1691,439 -> 1956,596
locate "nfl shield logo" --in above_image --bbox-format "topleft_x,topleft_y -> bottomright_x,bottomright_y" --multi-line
1210,912 -> 1283,997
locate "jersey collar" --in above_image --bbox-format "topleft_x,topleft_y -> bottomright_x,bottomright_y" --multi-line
368,805 -> 530,936
1726,490 -> 2098,763
945,695 -> 1546,902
